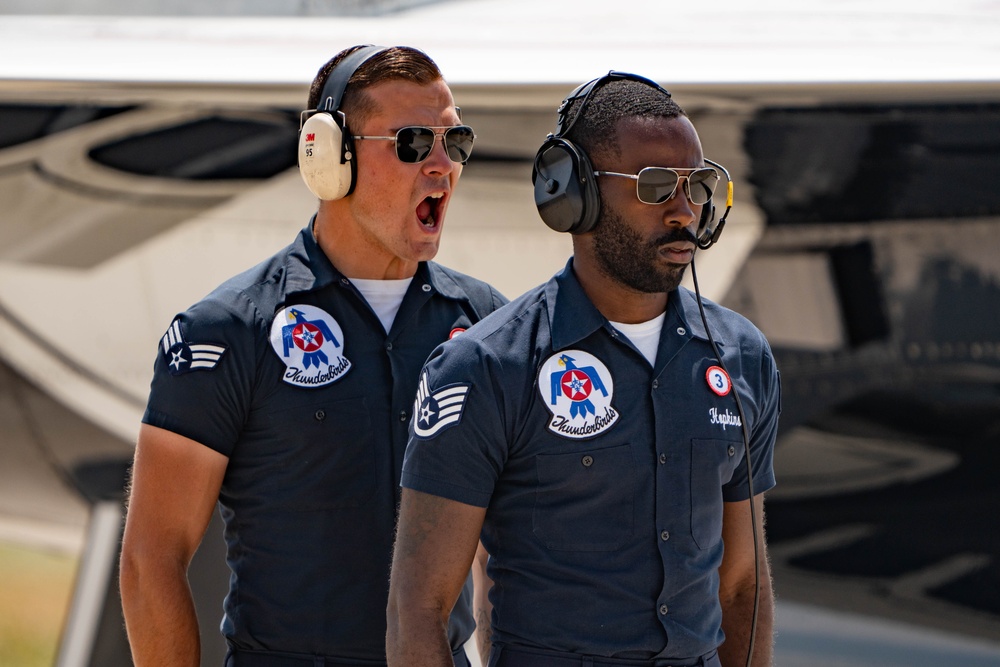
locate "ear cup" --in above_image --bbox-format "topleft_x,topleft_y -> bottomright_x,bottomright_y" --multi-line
532,138 -> 601,234
298,45 -> 385,201
534,71 -> 671,235
298,112 -> 357,200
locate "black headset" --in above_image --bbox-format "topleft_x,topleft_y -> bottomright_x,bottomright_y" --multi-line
531,71 -> 732,248
298,45 -> 388,201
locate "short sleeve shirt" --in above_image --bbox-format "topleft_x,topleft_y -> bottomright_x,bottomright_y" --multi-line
402,259 -> 780,661
143,221 -> 506,661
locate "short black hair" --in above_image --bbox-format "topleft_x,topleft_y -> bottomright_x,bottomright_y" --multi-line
562,77 -> 685,164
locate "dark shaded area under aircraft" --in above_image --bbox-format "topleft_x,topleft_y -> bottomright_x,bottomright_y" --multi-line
0,103 -> 134,150
89,112 -> 300,180
746,102 -> 1000,223
772,253 -> 1000,431
767,384 -> 1000,616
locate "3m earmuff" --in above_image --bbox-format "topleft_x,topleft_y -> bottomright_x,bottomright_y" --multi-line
298,45 -> 388,200
532,71 -> 732,247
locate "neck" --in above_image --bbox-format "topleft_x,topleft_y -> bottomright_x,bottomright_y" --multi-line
572,257 -> 669,324
312,207 -> 418,280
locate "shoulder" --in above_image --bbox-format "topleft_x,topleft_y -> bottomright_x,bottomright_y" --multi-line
430,283 -> 549,370
177,243 -> 293,340
676,287 -> 772,355
426,262 -> 509,316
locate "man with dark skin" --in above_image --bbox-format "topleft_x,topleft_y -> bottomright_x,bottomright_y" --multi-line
386,74 -> 779,667
120,45 -> 505,667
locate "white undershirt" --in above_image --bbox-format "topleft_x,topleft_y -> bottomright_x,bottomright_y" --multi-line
351,277 -> 413,333
610,312 -> 666,366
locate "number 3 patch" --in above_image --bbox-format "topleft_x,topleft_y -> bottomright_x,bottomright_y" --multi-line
706,365 -> 732,396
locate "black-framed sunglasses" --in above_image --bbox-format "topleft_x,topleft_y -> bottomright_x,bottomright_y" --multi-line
594,164 -> 721,206
352,125 -> 476,164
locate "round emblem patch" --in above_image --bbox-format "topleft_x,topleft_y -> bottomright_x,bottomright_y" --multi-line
537,350 -> 619,439
269,305 -> 351,387
706,365 -> 732,396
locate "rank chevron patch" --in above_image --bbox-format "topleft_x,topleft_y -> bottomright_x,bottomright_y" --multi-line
413,370 -> 470,438
161,318 -> 227,376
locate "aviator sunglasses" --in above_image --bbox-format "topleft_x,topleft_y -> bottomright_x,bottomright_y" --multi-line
594,161 -> 722,206
352,125 -> 476,164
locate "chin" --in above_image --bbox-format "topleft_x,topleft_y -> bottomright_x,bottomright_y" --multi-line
411,242 -> 441,263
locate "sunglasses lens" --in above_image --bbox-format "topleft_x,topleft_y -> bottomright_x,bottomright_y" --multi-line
687,168 -> 720,205
396,127 -> 435,163
394,126 -> 475,163
444,125 -> 475,163
636,168 -> 680,204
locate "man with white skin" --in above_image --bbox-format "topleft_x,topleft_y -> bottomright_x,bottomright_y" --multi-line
120,45 -> 505,667
387,73 -> 779,667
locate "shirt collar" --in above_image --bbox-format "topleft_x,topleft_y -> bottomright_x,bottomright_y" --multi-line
667,285 -> 727,347
423,261 -> 476,301
546,257 -> 725,349
547,258 -> 612,351
282,217 -> 339,295
283,216 -> 466,302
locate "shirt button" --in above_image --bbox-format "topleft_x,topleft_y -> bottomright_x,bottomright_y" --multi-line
659,604 -> 668,616
660,530 -> 670,541
314,410 -> 326,421
582,455 -> 594,467
340,277 -> 350,286
728,445 -> 736,457
422,284 -> 432,292
658,453 -> 666,464
676,327 -> 686,336
399,410 -> 408,422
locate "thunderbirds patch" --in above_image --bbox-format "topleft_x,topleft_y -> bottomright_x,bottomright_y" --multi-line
269,305 -> 351,388
161,318 -> 226,376
538,350 -> 619,439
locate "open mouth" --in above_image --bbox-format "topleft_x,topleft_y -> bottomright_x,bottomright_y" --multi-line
417,193 -> 444,229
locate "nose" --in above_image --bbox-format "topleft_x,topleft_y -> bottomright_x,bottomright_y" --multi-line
662,184 -> 698,229
421,133 -> 457,176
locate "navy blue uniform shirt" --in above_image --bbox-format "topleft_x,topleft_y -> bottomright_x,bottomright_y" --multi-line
143,221 -> 506,662
402,259 -> 780,661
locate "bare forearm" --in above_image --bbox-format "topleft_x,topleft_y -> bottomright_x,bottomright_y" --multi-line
718,567 -> 774,667
388,490 -> 487,667
120,556 -> 200,667
472,542 -> 494,665
386,605 -> 454,667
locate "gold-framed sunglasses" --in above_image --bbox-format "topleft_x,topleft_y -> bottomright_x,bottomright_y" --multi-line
594,160 -> 725,206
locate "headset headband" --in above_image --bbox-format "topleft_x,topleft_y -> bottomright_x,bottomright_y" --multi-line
553,71 -> 672,139
317,45 -> 388,112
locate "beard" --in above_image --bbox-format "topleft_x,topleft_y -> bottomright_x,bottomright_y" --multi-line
591,204 -> 694,294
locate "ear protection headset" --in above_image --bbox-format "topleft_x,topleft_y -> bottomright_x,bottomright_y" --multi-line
532,71 -> 732,248
298,45 -> 388,200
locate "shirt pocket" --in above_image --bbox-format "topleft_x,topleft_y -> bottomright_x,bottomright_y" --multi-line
689,438 -> 741,550
532,443 -> 635,551
261,396 -> 376,511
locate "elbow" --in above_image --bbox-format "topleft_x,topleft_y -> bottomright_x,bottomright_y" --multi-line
118,538 -> 145,603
